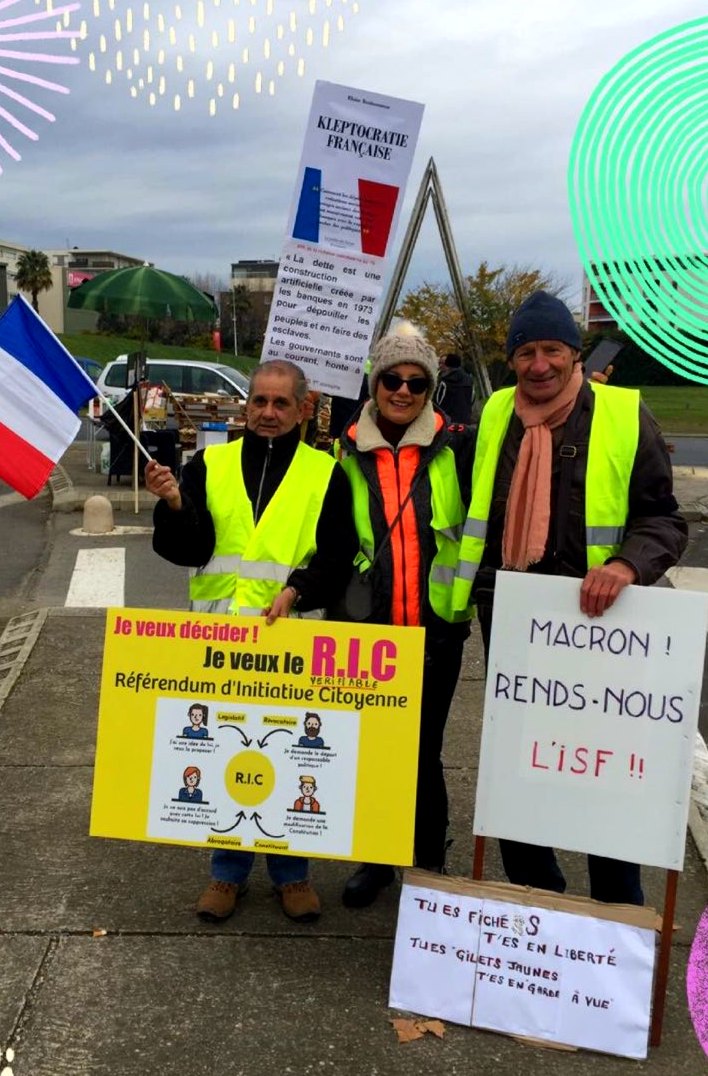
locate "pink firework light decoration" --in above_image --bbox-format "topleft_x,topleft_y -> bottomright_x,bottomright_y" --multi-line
687,904 -> 708,1056
0,0 -> 81,173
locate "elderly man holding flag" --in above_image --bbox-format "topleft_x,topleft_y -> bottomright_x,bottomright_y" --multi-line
145,358 -> 357,924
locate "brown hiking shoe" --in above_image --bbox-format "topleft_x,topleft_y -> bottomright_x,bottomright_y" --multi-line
275,880 -> 321,923
196,880 -> 248,922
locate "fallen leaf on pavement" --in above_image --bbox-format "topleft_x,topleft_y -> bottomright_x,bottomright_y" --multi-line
390,1018 -> 446,1043
391,1019 -> 425,1043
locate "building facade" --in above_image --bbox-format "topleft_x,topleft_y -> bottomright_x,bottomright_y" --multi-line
582,270 -> 618,334
44,248 -> 147,333
0,238 -> 146,333
230,259 -> 279,352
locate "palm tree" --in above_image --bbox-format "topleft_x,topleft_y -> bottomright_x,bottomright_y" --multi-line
15,249 -> 53,312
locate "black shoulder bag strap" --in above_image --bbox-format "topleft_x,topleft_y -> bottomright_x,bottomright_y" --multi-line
366,465 -> 427,571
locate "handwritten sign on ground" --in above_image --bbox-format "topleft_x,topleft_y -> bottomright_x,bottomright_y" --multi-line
91,610 -> 424,865
474,573 -> 708,870
262,80 -> 424,397
390,871 -> 657,1059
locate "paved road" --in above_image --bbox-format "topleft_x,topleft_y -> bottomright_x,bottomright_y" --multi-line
2,493 -> 707,745
1,474 -> 707,1074
668,436 -> 708,468
0,486 -> 51,622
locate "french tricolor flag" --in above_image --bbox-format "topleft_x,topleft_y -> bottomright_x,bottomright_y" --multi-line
0,295 -> 97,499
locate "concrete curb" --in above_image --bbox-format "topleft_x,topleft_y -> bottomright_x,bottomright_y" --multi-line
50,489 -> 155,513
46,466 -> 708,520
673,466 -> 708,478
689,801 -> 708,875
690,732 -> 708,875
681,504 -> 708,523
48,465 -> 155,513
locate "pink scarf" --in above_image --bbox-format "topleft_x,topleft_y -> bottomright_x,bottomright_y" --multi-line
502,364 -> 583,571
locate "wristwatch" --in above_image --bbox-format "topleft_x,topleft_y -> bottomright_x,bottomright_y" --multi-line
286,584 -> 301,609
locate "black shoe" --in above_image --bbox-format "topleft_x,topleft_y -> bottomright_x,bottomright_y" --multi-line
342,863 -> 395,908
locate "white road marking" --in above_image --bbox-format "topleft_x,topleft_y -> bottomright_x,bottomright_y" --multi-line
65,548 -> 125,608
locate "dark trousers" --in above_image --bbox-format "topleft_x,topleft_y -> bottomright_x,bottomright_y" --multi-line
414,635 -> 465,870
477,602 -> 644,906
498,840 -> 644,905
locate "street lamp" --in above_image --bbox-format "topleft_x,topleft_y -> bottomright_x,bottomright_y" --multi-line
232,285 -> 239,357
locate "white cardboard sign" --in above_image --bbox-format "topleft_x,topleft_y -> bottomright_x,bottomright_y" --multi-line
390,873 -> 657,1060
262,80 -> 424,397
474,573 -> 708,870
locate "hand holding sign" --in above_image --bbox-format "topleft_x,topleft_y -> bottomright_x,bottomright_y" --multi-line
580,560 -> 637,618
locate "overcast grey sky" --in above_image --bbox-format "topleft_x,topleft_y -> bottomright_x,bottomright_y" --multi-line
1,0 -> 703,305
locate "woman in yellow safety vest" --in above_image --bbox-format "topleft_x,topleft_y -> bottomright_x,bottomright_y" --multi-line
334,326 -> 476,908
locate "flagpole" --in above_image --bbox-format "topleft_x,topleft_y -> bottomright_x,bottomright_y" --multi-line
132,387 -> 140,515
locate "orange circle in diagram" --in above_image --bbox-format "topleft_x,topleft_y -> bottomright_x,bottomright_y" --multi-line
224,750 -> 275,807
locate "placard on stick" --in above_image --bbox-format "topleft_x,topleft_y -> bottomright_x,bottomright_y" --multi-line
262,80 -> 424,397
474,573 -> 708,869
390,870 -> 657,1060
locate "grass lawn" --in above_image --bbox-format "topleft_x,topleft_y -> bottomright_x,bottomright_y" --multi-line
59,332 -> 258,374
52,338 -> 708,433
638,386 -> 708,435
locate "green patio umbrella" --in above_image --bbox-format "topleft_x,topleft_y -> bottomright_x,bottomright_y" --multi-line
68,265 -> 218,515
67,264 -> 218,322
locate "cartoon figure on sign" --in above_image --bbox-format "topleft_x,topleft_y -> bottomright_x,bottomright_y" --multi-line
293,775 -> 320,813
297,712 -> 325,749
182,703 -> 209,740
178,766 -> 203,803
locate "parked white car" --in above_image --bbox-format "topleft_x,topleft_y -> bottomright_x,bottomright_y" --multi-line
95,356 -> 250,403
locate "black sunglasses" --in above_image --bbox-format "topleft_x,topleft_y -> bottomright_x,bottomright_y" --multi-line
379,371 -> 429,395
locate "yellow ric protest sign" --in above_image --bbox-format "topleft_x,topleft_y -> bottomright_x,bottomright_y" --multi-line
91,609 -> 425,865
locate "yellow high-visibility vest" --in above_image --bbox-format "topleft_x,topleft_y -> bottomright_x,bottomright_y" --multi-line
451,382 -> 640,613
189,438 -> 335,615
340,446 -> 473,624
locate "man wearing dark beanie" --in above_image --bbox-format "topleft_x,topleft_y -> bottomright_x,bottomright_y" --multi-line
505,290 -> 583,358
452,290 -> 687,906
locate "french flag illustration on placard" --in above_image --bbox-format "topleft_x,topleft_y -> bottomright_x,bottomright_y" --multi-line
0,295 -> 97,499
358,179 -> 399,257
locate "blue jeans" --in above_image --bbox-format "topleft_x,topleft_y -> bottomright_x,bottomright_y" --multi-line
211,849 -> 309,887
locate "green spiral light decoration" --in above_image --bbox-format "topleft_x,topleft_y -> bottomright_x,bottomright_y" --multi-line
569,17 -> 708,385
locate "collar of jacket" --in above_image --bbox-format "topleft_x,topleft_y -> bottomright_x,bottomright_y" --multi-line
242,422 -> 301,464
350,399 -> 439,453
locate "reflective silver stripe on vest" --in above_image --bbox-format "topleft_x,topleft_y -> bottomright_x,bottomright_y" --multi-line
586,526 -> 625,546
234,560 -> 292,583
189,598 -> 233,614
463,517 -> 487,539
438,524 -> 463,542
194,554 -> 242,576
455,560 -> 479,582
431,564 -> 455,586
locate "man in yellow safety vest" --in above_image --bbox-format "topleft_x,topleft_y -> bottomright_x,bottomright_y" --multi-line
145,360 -> 357,925
453,291 -> 687,906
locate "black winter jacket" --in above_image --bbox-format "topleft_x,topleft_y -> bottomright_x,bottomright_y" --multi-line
434,367 -> 474,424
152,425 -> 358,612
472,382 -> 687,603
